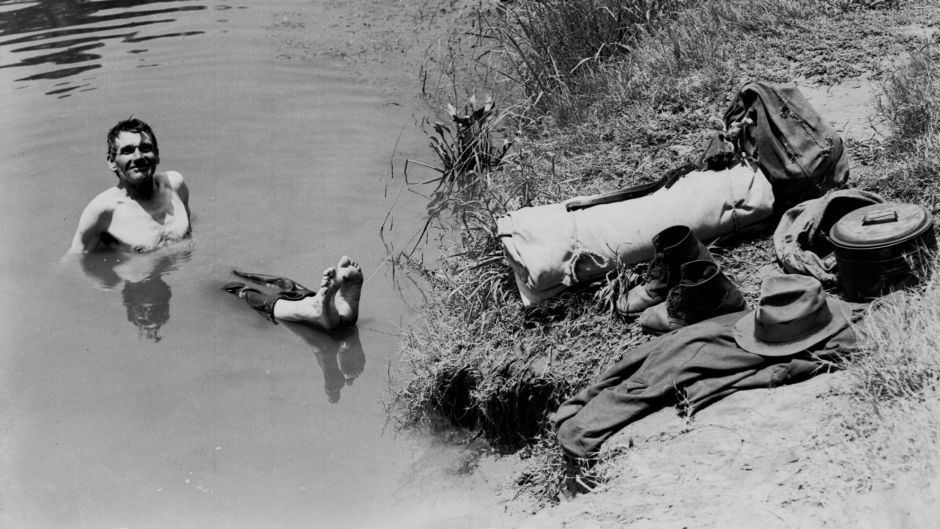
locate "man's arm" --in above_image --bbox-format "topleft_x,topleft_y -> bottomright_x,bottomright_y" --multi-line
166,170 -> 191,220
68,198 -> 113,254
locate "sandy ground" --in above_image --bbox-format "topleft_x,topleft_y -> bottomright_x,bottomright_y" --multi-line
515,372 -> 938,529
516,374 -> 870,529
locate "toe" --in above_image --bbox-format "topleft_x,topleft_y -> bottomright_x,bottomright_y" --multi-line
320,267 -> 336,287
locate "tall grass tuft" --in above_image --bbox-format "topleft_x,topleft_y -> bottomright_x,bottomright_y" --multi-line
481,0 -> 687,103
854,277 -> 940,403
869,45 -> 940,208
421,0 -> 692,122
815,259 -> 940,498
423,95 -> 513,207
880,49 -> 940,138
385,94 -> 518,261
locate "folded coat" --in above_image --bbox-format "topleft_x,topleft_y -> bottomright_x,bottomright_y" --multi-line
552,307 -> 861,459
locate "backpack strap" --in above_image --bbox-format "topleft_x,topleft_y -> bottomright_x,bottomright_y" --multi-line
565,162 -> 699,211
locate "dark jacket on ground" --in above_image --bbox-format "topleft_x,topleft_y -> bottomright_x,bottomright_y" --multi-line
552,309 -> 861,459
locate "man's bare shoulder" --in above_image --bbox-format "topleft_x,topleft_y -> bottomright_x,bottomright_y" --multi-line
84,185 -> 126,212
69,186 -> 125,253
159,170 -> 185,190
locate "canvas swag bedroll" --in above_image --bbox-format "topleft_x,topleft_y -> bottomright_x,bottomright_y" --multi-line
497,162 -> 775,305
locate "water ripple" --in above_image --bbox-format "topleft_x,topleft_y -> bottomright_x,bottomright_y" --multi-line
0,0 -> 211,90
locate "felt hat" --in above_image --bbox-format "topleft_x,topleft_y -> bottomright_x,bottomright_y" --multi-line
733,274 -> 851,357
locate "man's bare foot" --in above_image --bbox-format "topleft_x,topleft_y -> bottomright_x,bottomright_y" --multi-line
274,267 -> 342,329
334,256 -> 363,326
262,259 -> 361,330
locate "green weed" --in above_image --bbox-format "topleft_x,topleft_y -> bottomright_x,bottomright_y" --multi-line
879,48 -> 940,139
868,46 -> 940,208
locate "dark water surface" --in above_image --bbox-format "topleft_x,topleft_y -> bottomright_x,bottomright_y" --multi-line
0,1 -> 508,528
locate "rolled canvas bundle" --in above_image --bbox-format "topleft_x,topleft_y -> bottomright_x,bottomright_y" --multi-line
497,163 -> 776,305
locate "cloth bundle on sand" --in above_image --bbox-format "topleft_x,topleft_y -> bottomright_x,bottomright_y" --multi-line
552,275 -> 864,459
497,163 -> 775,305
551,311 -> 858,458
773,189 -> 884,285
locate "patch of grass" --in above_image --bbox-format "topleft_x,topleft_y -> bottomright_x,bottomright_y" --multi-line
802,258 -> 940,507
854,278 -> 940,403
829,0 -> 902,11
880,48 -> 940,139
423,96 -> 513,203
446,0 -> 692,121
390,95 -> 517,257
865,45 -> 940,208
394,276 -> 640,451
864,133 -> 940,209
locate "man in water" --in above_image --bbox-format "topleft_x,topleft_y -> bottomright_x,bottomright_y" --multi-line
222,256 -> 364,331
68,118 -> 191,253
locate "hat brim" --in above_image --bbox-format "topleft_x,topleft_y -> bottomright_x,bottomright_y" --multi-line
733,297 -> 852,357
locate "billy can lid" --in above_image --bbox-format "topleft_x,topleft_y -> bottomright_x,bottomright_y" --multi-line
829,202 -> 933,249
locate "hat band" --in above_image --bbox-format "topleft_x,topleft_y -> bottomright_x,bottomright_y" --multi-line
754,304 -> 832,344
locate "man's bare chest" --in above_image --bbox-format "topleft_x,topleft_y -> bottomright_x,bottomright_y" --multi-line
108,193 -> 190,251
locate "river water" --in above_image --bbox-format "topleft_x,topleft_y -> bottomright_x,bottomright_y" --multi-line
0,1 -> 511,528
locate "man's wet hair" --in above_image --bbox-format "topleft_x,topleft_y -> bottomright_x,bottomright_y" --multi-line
107,117 -> 159,162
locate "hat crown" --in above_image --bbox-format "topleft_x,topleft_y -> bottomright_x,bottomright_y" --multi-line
753,275 -> 832,344
734,274 -> 850,357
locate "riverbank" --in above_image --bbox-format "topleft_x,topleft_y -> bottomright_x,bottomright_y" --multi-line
383,0 -> 940,526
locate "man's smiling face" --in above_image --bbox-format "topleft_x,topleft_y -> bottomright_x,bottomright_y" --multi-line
109,131 -> 158,190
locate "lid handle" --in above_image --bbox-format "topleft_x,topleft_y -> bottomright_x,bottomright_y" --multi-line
862,209 -> 898,226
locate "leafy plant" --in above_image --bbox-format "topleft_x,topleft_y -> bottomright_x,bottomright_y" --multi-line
423,95 -> 513,212
391,95 -> 515,258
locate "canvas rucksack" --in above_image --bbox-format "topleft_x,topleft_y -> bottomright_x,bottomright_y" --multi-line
723,81 -> 850,211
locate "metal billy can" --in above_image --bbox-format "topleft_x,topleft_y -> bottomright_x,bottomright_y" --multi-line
829,202 -> 937,301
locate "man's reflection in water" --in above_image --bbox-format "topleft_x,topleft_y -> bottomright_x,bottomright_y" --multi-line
121,271 -> 171,341
78,245 -> 192,342
284,324 -> 366,403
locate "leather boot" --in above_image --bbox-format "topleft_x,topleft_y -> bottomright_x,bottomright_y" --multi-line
615,225 -> 713,315
638,260 -> 746,334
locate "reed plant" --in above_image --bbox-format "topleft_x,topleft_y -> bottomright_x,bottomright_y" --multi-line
421,0 -> 693,123
477,0 -> 689,113
392,95 -> 516,258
